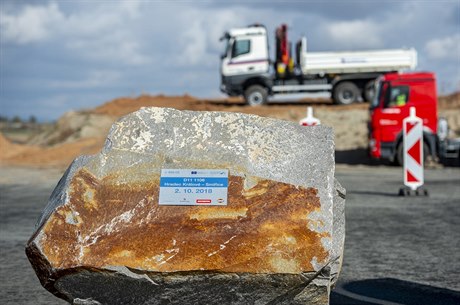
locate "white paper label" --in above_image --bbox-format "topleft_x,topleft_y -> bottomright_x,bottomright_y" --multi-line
159,169 -> 229,206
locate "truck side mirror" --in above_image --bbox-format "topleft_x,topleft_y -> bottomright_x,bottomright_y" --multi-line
437,118 -> 449,141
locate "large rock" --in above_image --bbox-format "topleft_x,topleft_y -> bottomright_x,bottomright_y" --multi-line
26,107 -> 345,305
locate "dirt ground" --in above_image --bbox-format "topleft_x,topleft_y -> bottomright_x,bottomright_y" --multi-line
1,93 -> 459,168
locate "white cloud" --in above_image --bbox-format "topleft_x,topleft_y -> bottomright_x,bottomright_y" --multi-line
119,0 -> 142,18
179,20 -> 208,66
205,10 -> 247,51
60,2 -> 150,65
66,33 -> 150,65
325,20 -> 383,49
0,2 -> 64,44
1,1 -> 149,65
175,7 -> 256,67
425,34 -> 460,60
62,10 -> 120,37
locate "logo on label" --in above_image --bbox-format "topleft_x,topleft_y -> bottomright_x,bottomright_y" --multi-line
196,199 -> 212,204
217,198 -> 225,203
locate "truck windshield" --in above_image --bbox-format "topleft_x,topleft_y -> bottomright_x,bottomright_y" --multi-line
384,85 -> 409,108
221,38 -> 231,59
371,81 -> 391,109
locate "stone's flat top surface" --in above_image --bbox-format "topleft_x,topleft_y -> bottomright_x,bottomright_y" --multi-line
39,169 -> 328,274
106,107 -> 334,191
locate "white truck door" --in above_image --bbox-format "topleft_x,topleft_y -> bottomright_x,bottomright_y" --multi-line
222,36 -> 269,76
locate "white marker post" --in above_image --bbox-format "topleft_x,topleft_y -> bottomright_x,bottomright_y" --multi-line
299,107 -> 321,126
401,107 -> 426,196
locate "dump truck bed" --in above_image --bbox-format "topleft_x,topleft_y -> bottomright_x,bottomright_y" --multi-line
300,47 -> 417,75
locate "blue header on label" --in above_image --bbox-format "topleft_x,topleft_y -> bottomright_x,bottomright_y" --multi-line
160,177 -> 228,187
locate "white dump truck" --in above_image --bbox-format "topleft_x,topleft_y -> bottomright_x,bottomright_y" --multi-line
220,24 -> 417,105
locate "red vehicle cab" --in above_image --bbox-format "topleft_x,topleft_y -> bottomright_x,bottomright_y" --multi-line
369,72 -> 437,165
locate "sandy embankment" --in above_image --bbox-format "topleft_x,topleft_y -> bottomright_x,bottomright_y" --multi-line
1,93 -> 459,169
0,133 -> 103,168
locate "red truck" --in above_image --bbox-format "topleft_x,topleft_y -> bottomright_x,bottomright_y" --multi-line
369,72 -> 460,165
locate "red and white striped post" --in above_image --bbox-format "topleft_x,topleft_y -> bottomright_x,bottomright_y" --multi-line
403,107 -> 424,191
299,107 -> 321,126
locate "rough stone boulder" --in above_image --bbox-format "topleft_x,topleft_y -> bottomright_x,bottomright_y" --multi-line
26,107 -> 346,305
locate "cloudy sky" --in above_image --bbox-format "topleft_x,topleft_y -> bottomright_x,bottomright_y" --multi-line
1,0 -> 459,121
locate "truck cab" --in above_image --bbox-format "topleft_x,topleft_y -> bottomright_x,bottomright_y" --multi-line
369,72 -> 438,165
220,25 -> 272,105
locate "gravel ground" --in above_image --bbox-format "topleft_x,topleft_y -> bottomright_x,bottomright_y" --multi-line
0,167 -> 67,305
0,165 -> 459,305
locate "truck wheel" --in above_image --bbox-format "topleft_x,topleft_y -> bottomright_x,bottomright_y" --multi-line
396,143 -> 404,166
396,142 -> 430,166
244,85 -> 268,106
333,82 -> 360,105
363,80 -> 375,103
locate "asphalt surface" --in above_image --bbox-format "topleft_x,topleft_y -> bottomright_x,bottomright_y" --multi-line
332,165 -> 460,304
0,165 -> 459,305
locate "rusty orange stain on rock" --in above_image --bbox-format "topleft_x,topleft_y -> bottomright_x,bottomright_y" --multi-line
39,169 -> 329,274
189,207 -> 248,220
